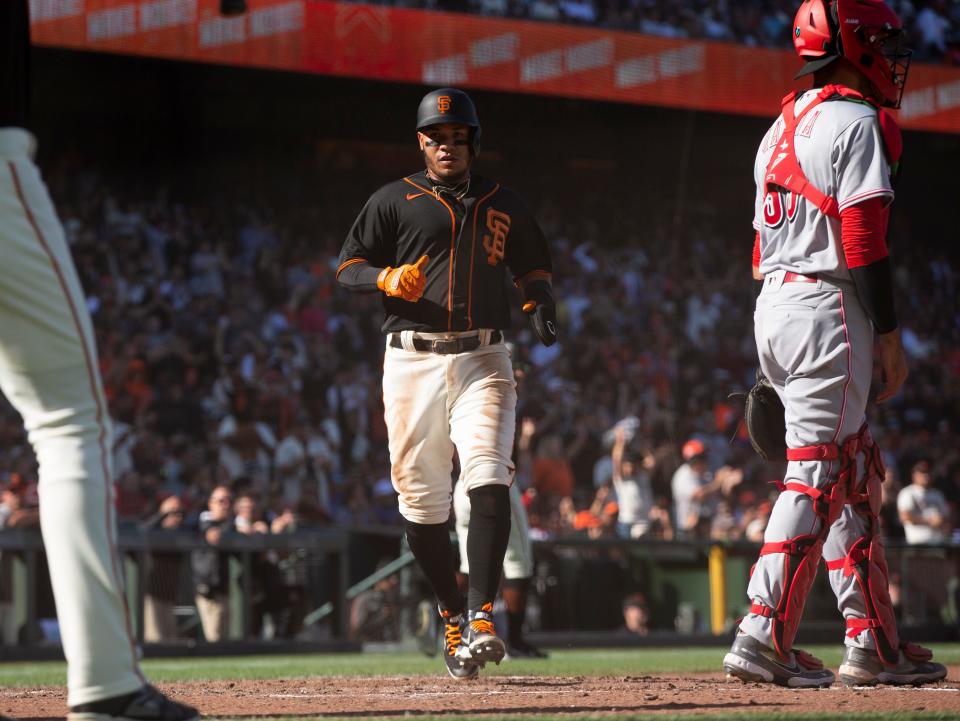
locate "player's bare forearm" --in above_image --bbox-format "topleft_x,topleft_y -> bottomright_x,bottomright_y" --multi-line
752,265 -> 764,280
875,328 -> 908,402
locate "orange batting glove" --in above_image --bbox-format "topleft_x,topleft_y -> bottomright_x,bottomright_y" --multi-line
377,255 -> 429,302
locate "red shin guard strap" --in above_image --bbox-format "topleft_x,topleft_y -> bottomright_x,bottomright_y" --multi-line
824,545 -> 869,574
760,535 -> 818,557
846,617 -> 881,638
786,444 -> 840,461
751,602 -> 776,618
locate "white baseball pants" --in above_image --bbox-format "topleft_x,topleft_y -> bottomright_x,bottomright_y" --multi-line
0,129 -> 143,705
382,334 -> 516,525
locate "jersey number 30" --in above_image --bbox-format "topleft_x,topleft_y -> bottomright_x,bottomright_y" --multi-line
763,189 -> 800,229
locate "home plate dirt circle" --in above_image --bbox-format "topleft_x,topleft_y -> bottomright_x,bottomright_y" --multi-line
3,671 -> 959,718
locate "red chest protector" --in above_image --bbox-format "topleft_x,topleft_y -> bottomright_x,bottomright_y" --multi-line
763,84 -> 902,220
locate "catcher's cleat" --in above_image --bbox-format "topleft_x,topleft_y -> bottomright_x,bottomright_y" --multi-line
68,684 -> 199,721
723,632 -> 834,688
440,607 -> 479,680
456,602 -> 506,666
839,644 -> 947,686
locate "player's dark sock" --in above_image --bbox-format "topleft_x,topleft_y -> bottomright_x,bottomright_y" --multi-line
404,519 -> 462,613
503,577 -> 530,645
466,484 -> 511,610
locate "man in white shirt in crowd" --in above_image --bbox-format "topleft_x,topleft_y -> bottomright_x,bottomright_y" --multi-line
897,459 -> 951,544
611,425 -> 655,539
274,415 -> 335,510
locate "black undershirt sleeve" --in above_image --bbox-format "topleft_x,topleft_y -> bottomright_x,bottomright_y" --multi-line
336,261 -> 382,293
849,256 -> 898,335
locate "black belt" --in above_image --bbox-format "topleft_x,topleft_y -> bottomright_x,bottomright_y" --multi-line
389,330 -> 502,354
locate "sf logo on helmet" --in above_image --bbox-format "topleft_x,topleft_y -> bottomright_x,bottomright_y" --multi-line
437,95 -> 452,113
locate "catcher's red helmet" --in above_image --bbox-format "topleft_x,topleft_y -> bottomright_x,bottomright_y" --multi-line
793,0 -> 911,108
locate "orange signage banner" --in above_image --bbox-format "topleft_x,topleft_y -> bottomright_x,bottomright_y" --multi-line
30,0 -> 960,133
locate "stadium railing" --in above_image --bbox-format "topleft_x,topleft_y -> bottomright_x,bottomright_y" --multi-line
0,529 -> 955,658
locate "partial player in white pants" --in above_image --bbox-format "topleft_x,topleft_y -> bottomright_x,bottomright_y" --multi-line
454,481 -> 546,658
0,128 -> 197,719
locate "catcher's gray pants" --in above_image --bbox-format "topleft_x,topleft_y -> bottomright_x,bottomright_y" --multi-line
739,271 -> 883,653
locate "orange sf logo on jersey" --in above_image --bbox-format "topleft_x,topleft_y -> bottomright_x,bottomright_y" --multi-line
437,95 -> 452,113
483,208 -> 511,266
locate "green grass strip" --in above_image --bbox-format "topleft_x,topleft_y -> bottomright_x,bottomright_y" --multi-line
0,645 -> 956,687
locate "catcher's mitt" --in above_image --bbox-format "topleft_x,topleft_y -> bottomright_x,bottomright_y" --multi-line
744,369 -> 787,462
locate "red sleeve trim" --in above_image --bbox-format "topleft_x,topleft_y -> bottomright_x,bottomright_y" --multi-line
840,197 -> 888,270
752,231 -> 761,269
837,188 -> 893,212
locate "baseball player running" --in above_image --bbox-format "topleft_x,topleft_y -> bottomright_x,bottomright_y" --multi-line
0,2 -> 198,719
724,0 -> 946,688
337,88 -> 556,679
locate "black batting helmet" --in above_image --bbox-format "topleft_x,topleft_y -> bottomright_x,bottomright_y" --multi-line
416,88 -> 482,156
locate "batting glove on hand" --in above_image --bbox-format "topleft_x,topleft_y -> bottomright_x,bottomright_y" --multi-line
378,255 -> 429,302
522,279 -> 558,347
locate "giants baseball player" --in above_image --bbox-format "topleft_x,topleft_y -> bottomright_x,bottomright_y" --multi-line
337,88 -> 556,678
1,2 -> 197,719
724,0 -> 946,688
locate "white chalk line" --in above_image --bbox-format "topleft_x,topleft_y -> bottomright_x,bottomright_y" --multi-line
267,685 -> 960,700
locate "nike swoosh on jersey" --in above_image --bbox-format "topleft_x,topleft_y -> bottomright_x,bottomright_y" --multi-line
406,192 -> 426,201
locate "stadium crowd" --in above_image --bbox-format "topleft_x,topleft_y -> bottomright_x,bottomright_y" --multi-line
352,0 -> 960,63
0,147 -> 956,639
0,152 -> 955,539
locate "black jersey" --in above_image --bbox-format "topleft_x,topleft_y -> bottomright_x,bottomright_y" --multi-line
1,1 -> 31,130
337,170 -> 552,334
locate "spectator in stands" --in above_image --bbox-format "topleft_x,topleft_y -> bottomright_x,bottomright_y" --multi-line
191,485 -> 235,642
234,493 -> 269,535
370,477 -> 402,526
140,495 -> 188,642
898,459 -> 951,544
879,463 -> 906,540
744,499 -> 773,543
914,0 -> 951,60
532,434 -> 577,500
274,414 -> 333,509
0,474 -> 40,644
622,591 -> 650,636
611,425 -> 655,539
0,473 -> 40,531
571,485 -> 618,538
350,562 -> 401,642
710,499 -> 739,540
217,395 -> 277,494
670,439 -> 718,537
648,495 -> 675,540
234,492 -> 287,636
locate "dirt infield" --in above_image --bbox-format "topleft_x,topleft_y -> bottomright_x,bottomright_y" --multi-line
4,669 -> 959,719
